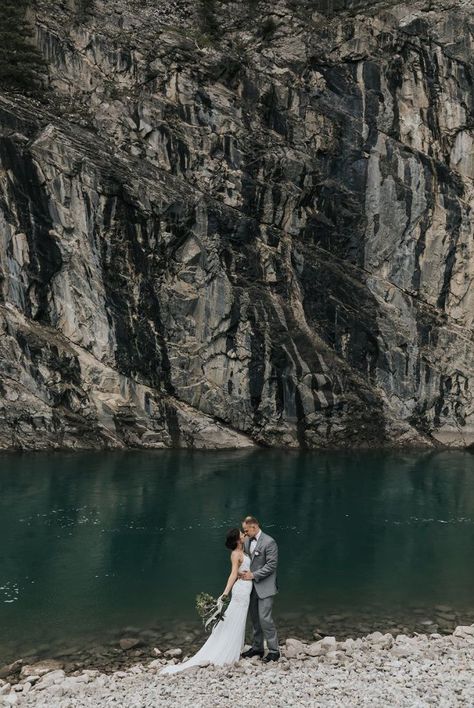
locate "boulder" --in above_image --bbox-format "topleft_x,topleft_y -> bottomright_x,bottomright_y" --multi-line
57,677 -> 84,692
20,660 -> 63,678
284,638 -> 306,658
395,634 -> 409,643
325,614 -> 346,622
325,650 -> 339,661
119,637 -> 141,651
453,625 -> 474,640
164,648 -> 182,658
0,661 -> 22,680
34,669 -> 66,690
366,632 -> 393,649
71,674 -> 92,684
304,642 -> 323,657
129,665 -> 144,674
391,644 -> 413,658
366,631 -> 384,642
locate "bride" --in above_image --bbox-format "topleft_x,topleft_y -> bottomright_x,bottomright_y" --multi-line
161,528 -> 251,674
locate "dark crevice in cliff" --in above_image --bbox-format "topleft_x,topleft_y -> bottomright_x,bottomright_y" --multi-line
99,192 -> 175,394
0,136 -> 62,322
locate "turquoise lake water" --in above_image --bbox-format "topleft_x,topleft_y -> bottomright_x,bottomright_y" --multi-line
2,449 -> 474,664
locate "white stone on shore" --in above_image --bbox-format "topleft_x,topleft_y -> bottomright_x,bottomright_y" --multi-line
303,641 -> 323,657
32,670 -> 66,692
320,636 -> 337,650
164,648 -> 182,658
453,625 -> 474,641
366,632 -> 393,649
283,638 -> 305,658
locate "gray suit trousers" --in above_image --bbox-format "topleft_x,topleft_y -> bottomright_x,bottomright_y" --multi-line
249,586 -> 279,652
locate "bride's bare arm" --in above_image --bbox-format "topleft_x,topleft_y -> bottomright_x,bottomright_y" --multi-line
222,551 -> 241,596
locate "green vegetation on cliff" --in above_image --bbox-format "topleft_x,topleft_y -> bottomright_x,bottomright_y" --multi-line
0,0 -> 46,91
198,0 -> 220,38
75,0 -> 94,22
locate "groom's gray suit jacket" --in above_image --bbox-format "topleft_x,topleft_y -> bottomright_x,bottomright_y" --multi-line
245,531 -> 278,599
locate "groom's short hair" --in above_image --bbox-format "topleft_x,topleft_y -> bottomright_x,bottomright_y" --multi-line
243,516 -> 259,526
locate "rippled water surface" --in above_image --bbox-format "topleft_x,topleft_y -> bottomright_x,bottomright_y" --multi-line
2,449 -> 474,665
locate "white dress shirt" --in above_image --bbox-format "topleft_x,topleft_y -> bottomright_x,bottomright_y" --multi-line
250,529 -> 261,555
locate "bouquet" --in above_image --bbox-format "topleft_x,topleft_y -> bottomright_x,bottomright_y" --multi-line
196,592 -> 230,633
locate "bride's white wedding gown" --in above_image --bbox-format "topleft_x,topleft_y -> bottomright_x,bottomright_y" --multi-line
161,554 -> 252,674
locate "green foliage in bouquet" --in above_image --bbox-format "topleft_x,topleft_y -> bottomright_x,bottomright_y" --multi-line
196,592 -> 215,619
196,592 -> 230,633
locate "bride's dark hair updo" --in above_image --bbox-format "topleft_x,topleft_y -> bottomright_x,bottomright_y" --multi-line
225,528 -> 241,550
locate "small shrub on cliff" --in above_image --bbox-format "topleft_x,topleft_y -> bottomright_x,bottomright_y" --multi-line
207,38 -> 249,87
245,0 -> 259,12
75,0 -> 94,22
198,0 -> 219,39
259,17 -> 277,41
0,0 -> 47,91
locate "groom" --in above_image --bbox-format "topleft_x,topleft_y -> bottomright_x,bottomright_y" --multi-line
239,516 -> 280,662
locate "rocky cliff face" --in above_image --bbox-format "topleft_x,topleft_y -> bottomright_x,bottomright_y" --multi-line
0,0 -> 473,449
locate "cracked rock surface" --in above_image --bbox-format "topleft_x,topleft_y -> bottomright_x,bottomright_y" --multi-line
0,0 -> 473,448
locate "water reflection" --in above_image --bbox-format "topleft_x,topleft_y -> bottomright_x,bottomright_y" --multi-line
1,449 -> 474,662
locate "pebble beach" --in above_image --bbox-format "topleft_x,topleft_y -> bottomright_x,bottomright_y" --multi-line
2,626 -> 474,707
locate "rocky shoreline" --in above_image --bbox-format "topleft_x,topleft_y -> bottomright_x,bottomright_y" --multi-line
2,603 -> 472,681
2,626 -> 474,707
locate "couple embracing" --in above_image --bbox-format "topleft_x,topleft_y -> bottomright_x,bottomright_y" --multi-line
162,516 -> 279,675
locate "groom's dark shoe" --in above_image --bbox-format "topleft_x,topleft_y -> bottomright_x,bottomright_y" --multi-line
261,652 -> 280,663
241,648 -> 264,659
